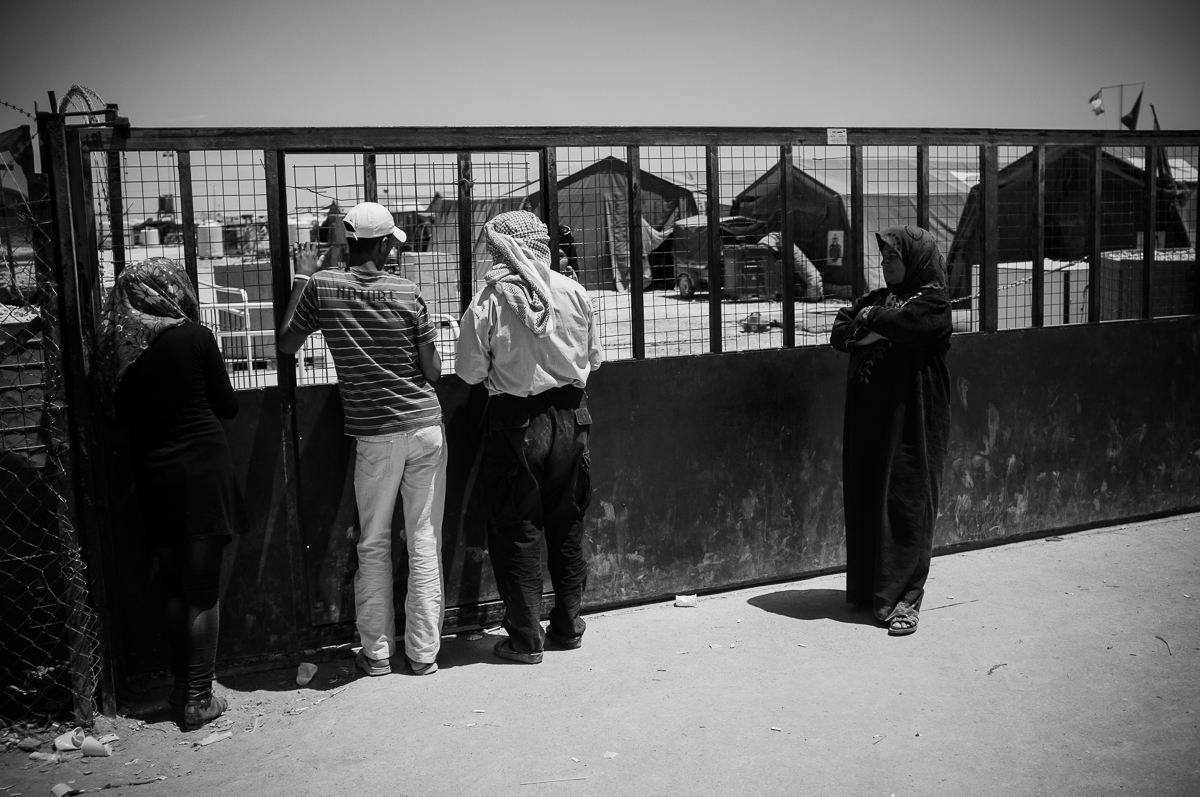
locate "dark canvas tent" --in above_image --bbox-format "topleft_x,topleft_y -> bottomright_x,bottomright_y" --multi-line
528,156 -> 698,291
729,161 -> 853,292
946,146 -> 1192,298
732,157 -> 976,297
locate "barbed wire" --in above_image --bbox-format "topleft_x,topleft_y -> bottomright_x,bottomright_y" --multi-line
0,99 -> 36,121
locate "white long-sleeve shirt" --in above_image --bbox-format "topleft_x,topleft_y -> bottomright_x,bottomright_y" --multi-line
455,270 -> 604,397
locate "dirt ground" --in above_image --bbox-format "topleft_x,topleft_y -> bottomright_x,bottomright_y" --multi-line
3,513 -> 1198,797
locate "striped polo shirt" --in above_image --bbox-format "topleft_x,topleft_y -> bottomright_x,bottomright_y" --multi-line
290,268 -> 441,437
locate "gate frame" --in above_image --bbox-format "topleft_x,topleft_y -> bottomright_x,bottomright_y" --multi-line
49,118 -> 1200,710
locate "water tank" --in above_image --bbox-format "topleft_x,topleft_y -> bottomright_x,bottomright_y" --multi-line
141,227 -> 161,246
198,221 -> 225,259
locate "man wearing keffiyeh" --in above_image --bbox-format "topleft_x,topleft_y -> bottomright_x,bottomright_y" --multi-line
456,211 -> 605,664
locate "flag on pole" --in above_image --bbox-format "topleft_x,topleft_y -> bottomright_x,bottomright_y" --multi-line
1089,90 -> 1104,115
1121,89 -> 1143,130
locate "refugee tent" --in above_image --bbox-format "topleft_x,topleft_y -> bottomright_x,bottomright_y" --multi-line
527,156 -> 699,291
731,156 -> 976,298
729,161 -> 852,293
945,146 -> 1193,299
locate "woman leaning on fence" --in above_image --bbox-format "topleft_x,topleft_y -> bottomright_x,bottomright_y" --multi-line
830,226 -> 951,637
98,257 -> 246,730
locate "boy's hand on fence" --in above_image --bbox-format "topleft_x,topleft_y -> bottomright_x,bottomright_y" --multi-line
294,242 -> 325,277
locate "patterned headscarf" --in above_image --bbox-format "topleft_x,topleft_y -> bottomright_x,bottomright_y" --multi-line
874,225 -> 947,298
482,211 -> 556,337
98,257 -> 199,397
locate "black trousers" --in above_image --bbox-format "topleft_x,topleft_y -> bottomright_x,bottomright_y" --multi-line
155,537 -> 228,700
483,386 -> 592,653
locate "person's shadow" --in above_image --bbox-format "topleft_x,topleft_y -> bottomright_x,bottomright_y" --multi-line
748,588 -> 879,627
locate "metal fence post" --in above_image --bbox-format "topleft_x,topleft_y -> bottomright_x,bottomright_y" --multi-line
457,153 -> 474,317
916,144 -> 930,231
1032,145 -> 1045,328
627,146 -> 645,359
1088,147 -> 1102,323
263,149 -> 306,630
706,145 -> 722,354
105,151 -> 125,278
177,151 -> 199,291
979,145 -> 999,332
44,116 -> 113,719
363,152 -> 377,203
540,146 -> 559,271
849,145 -> 864,298
1141,144 -> 1157,320
779,144 -> 795,347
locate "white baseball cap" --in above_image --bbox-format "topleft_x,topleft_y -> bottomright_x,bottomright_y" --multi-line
342,202 -> 407,243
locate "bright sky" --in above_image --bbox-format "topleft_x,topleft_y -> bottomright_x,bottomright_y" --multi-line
3,0 -> 1198,132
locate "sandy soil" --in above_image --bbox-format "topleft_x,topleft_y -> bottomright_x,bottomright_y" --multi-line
3,513 -> 1197,796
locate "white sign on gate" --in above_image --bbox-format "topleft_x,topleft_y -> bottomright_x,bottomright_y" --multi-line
826,128 -> 848,145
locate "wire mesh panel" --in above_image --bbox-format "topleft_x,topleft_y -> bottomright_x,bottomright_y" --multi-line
792,147 -> 853,344
1154,144 -> 1198,316
862,146 -> 918,294
638,145 -> 707,357
466,151 -> 541,297
1096,145 -> 1198,320
287,154 -> 364,386
934,145 -> 981,332
2,179 -> 100,724
714,146 -> 788,353
191,151 -> 272,388
1030,146 -> 1091,327
377,153 -> 462,372
92,151 -> 181,291
994,145 -> 1034,329
542,146 -> 632,360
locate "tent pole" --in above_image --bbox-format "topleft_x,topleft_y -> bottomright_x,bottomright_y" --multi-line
706,146 -> 722,354
779,144 -> 795,347
626,146 -> 645,359
1032,146 -> 1045,328
1141,144 -> 1156,319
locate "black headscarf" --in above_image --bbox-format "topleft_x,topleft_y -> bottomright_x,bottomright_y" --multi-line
874,225 -> 947,298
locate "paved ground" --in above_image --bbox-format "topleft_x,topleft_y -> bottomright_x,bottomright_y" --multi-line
3,513 -> 1198,796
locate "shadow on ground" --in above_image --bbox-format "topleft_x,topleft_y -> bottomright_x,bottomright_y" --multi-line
747,588 -> 879,627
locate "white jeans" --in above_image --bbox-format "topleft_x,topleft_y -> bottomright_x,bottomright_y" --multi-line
352,424 -> 446,665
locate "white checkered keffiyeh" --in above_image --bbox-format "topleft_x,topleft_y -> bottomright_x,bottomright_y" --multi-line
483,211 -> 556,337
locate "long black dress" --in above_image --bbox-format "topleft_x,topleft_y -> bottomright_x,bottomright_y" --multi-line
830,228 -> 951,620
115,322 -> 246,549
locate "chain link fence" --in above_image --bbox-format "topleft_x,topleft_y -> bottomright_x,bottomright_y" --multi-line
1,157 -> 101,725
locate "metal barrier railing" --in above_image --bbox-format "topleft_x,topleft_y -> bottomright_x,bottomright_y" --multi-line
68,122 -> 1196,383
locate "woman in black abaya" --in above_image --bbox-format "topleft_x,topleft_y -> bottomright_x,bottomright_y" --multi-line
830,226 -> 951,636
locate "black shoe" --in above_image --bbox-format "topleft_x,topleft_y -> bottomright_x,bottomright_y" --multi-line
545,629 -> 583,650
492,638 -> 542,664
181,693 -> 227,731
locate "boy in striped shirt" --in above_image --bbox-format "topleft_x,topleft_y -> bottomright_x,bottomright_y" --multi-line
278,202 -> 444,677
